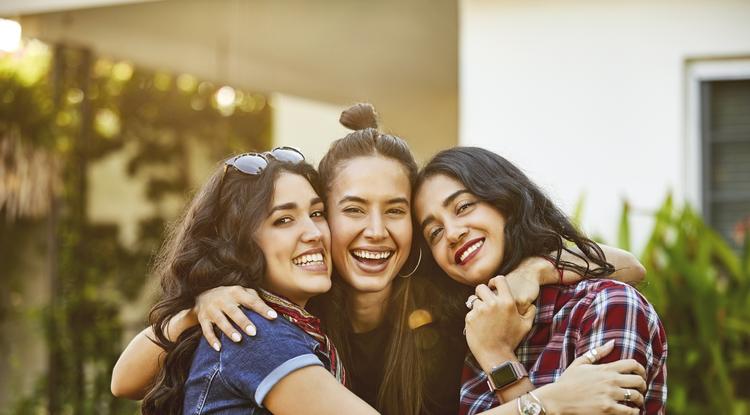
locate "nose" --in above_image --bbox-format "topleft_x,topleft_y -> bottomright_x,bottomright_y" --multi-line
363,212 -> 387,241
445,222 -> 468,246
301,216 -> 323,243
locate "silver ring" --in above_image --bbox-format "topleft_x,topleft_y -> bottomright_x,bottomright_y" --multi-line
584,350 -> 596,363
465,295 -> 479,309
624,389 -> 632,402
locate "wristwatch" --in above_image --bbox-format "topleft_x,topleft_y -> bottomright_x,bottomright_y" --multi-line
485,360 -> 528,391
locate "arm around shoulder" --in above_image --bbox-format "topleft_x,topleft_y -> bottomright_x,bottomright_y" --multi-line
215,312 -> 376,414
111,309 -> 198,399
552,245 -> 646,286
111,326 -> 162,399
596,244 -> 646,285
264,365 -> 377,415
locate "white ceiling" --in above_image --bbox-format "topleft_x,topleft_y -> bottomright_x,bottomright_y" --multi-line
0,0 -> 156,16
18,0 -> 459,157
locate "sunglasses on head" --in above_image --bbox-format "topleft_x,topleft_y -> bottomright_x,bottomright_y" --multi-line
218,146 -> 305,200
224,146 -> 305,175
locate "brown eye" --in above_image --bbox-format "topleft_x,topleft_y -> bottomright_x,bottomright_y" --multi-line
428,227 -> 443,242
343,206 -> 364,215
456,201 -> 475,214
273,216 -> 293,226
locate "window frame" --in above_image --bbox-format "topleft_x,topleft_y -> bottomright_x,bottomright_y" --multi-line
685,58 -> 750,216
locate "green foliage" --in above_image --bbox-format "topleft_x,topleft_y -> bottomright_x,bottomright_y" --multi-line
617,200 -> 631,252
1,41 -> 271,415
0,40 -> 56,149
618,195 -> 750,414
571,193 -> 585,229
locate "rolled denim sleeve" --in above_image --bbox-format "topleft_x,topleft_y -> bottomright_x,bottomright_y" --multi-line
217,311 -> 323,407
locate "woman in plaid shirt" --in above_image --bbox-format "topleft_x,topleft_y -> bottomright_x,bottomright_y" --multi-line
414,147 -> 667,415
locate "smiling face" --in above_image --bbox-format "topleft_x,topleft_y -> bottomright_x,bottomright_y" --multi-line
326,156 -> 413,293
255,172 -> 332,306
414,173 -> 507,286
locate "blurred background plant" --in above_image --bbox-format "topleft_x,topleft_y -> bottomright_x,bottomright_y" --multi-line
618,196 -> 750,415
1,41 -> 270,415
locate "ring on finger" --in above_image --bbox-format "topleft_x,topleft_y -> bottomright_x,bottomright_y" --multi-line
584,350 -> 596,363
624,389 -> 632,402
465,295 -> 479,309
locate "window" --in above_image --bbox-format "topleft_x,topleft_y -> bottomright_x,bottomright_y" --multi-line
701,79 -> 750,248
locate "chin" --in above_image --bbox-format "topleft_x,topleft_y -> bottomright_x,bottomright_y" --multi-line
447,269 -> 486,287
346,274 -> 393,293
292,275 -> 330,296
309,278 -> 333,295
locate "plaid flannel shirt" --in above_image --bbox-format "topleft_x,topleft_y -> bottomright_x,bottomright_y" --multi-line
459,279 -> 668,415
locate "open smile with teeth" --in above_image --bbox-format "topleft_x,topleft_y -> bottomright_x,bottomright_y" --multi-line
456,238 -> 484,265
292,252 -> 325,267
351,249 -> 394,263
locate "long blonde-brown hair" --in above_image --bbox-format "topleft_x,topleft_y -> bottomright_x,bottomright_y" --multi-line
310,103 -> 425,415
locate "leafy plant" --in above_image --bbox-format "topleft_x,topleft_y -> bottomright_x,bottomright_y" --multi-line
618,195 -> 750,414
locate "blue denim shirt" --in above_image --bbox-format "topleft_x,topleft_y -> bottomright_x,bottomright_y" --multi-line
183,309 -> 324,414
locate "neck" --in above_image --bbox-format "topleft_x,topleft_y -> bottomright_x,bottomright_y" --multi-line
347,282 -> 393,333
261,285 -> 308,309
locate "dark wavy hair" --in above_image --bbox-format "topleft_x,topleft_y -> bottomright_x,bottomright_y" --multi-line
140,158 -> 319,415
309,103 -> 425,415
416,146 -> 615,282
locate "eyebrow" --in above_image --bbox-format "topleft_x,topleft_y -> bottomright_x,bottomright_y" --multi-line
270,197 -> 323,214
337,195 -> 409,206
419,189 -> 471,231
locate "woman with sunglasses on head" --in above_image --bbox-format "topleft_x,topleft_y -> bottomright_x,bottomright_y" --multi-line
113,105 -> 649,415
138,150 -> 384,414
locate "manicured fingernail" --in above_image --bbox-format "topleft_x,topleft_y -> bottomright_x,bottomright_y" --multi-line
231,332 -> 242,342
213,342 -> 221,352
246,325 -> 256,336
267,309 -> 278,319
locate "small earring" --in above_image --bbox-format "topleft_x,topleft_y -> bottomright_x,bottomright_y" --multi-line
399,248 -> 422,278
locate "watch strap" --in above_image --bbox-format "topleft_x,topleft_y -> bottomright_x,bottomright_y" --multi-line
486,360 -> 528,391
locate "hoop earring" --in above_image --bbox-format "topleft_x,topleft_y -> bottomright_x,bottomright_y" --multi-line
399,248 -> 422,278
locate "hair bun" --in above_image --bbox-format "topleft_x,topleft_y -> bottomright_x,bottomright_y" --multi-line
339,103 -> 379,131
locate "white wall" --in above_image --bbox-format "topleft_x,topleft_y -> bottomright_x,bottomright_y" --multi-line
460,0 -> 750,249
271,94 -> 349,167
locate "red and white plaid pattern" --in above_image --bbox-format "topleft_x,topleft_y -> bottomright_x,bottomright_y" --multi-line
459,279 -> 668,415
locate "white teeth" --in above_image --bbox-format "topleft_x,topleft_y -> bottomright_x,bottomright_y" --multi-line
459,240 -> 484,263
352,250 -> 393,260
293,252 -> 324,266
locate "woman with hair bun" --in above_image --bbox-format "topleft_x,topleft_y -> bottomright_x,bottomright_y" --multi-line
113,104 -> 650,415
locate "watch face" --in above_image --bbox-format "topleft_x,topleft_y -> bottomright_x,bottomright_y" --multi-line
521,401 -> 542,415
489,364 -> 518,388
